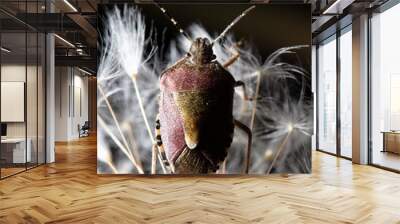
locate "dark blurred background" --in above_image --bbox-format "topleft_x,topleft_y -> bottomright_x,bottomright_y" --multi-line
98,3 -> 311,73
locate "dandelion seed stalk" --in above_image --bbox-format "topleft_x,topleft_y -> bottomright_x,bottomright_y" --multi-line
107,160 -> 119,174
98,84 -> 143,170
131,74 -> 154,142
98,116 -> 144,174
266,130 -> 292,175
130,73 -> 169,174
250,71 -> 261,131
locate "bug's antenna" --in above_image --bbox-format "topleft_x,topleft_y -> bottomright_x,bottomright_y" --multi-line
213,5 -> 256,45
153,2 -> 193,43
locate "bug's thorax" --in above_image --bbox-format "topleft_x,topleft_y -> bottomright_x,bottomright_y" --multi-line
188,37 -> 216,65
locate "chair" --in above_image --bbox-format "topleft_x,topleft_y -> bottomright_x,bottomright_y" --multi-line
79,121 -> 90,138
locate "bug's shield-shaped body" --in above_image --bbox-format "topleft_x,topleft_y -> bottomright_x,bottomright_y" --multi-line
159,56 -> 235,174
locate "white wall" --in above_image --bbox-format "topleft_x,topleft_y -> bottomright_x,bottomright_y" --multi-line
1,63 -> 46,164
54,67 -> 89,141
1,65 -> 27,141
1,65 -> 39,138
78,73 -> 89,137
55,66 -> 69,141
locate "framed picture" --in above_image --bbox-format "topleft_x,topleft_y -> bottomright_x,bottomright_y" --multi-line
97,3 -> 312,175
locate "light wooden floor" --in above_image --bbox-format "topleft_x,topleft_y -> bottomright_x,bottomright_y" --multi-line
373,150 -> 400,171
1,167 -> 26,177
1,135 -> 400,224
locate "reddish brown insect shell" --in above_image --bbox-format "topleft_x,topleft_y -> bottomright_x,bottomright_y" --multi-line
159,37 -> 236,173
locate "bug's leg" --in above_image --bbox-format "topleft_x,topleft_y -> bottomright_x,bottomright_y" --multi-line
234,81 -> 254,116
223,49 -> 240,68
154,115 -> 175,173
223,42 -> 254,103
234,119 -> 252,174
234,81 -> 252,101
223,43 -> 241,68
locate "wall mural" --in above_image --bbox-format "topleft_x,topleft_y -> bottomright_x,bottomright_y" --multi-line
97,3 -> 312,175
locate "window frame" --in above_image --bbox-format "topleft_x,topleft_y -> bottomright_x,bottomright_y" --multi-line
315,24 -> 353,161
367,0 -> 400,173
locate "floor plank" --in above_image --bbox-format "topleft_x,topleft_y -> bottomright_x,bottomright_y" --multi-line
0,135 -> 400,224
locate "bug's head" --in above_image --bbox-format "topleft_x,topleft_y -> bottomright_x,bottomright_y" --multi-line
188,37 -> 216,65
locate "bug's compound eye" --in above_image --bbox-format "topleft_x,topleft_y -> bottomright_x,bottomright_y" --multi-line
186,52 -> 191,57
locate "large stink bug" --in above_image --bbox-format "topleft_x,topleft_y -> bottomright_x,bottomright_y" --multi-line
153,5 -> 256,174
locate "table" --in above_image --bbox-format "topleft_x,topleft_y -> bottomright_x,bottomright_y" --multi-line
382,131 -> 400,154
1,138 -> 31,163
